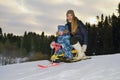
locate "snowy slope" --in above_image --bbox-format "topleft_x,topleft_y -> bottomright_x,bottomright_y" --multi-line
0,54 -> 120,80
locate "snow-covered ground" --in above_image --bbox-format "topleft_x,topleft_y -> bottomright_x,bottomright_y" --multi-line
0,54 -> 120,80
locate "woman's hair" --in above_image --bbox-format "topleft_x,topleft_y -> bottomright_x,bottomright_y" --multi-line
66,10 -> 78,35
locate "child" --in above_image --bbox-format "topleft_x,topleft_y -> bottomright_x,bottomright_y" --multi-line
50,25 -> 73,61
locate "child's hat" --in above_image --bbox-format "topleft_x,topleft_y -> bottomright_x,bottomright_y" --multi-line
58,25 -> 66,32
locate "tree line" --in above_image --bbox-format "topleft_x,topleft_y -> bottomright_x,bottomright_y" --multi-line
86,3 -> 120,55
0,31 -> 56,65
0,3 -> 120,65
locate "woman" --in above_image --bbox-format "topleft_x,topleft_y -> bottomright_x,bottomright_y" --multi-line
65,10 -> 88,60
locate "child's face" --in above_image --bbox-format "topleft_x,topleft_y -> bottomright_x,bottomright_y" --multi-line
58,30 -> 63,36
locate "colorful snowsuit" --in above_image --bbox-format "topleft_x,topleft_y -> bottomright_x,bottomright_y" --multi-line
55,25 -> 73,60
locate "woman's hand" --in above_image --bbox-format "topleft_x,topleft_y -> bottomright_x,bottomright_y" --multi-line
82,44 -> 87,53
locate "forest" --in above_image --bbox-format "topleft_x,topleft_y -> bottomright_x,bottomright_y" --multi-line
0,3 -> 120,65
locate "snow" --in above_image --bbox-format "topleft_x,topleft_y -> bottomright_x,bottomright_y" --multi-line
0,54 -> 120,80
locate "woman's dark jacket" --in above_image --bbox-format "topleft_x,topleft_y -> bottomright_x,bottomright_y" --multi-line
65,19 -> 88,45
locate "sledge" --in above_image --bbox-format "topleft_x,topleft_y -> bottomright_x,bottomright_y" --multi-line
50,41 -> 91,63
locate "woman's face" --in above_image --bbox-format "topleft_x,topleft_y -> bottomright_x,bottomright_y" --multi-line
67,13 -> 73,22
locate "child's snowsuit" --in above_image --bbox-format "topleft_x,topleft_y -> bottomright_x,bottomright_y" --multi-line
55,25 -> 73,60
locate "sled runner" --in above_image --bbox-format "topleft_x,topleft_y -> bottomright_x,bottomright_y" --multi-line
38,63 -> 59,69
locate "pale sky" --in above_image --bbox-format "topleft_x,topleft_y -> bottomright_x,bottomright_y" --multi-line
0,0 -> 119,35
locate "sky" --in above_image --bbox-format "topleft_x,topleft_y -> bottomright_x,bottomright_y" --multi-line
0,0 -> 119,36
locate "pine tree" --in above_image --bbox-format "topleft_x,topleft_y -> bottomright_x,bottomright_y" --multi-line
0,28 -> 2,36
117,3 -> 120,52
117,3 -> 120,16
0,28 -> 3,42
112,13 -> 119,53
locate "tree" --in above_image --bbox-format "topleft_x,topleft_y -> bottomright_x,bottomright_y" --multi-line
0,28 -> 2,36
117,3 -> 120,16
112,13 -> 119,53
0,28 -> 3,42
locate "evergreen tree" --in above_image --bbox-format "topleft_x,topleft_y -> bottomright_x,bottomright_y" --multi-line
112,13 -> 119,53
0,28 -> 3,42
0,28 -> 2,35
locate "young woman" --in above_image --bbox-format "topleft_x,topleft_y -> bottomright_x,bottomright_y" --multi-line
65,10 -> 88,60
